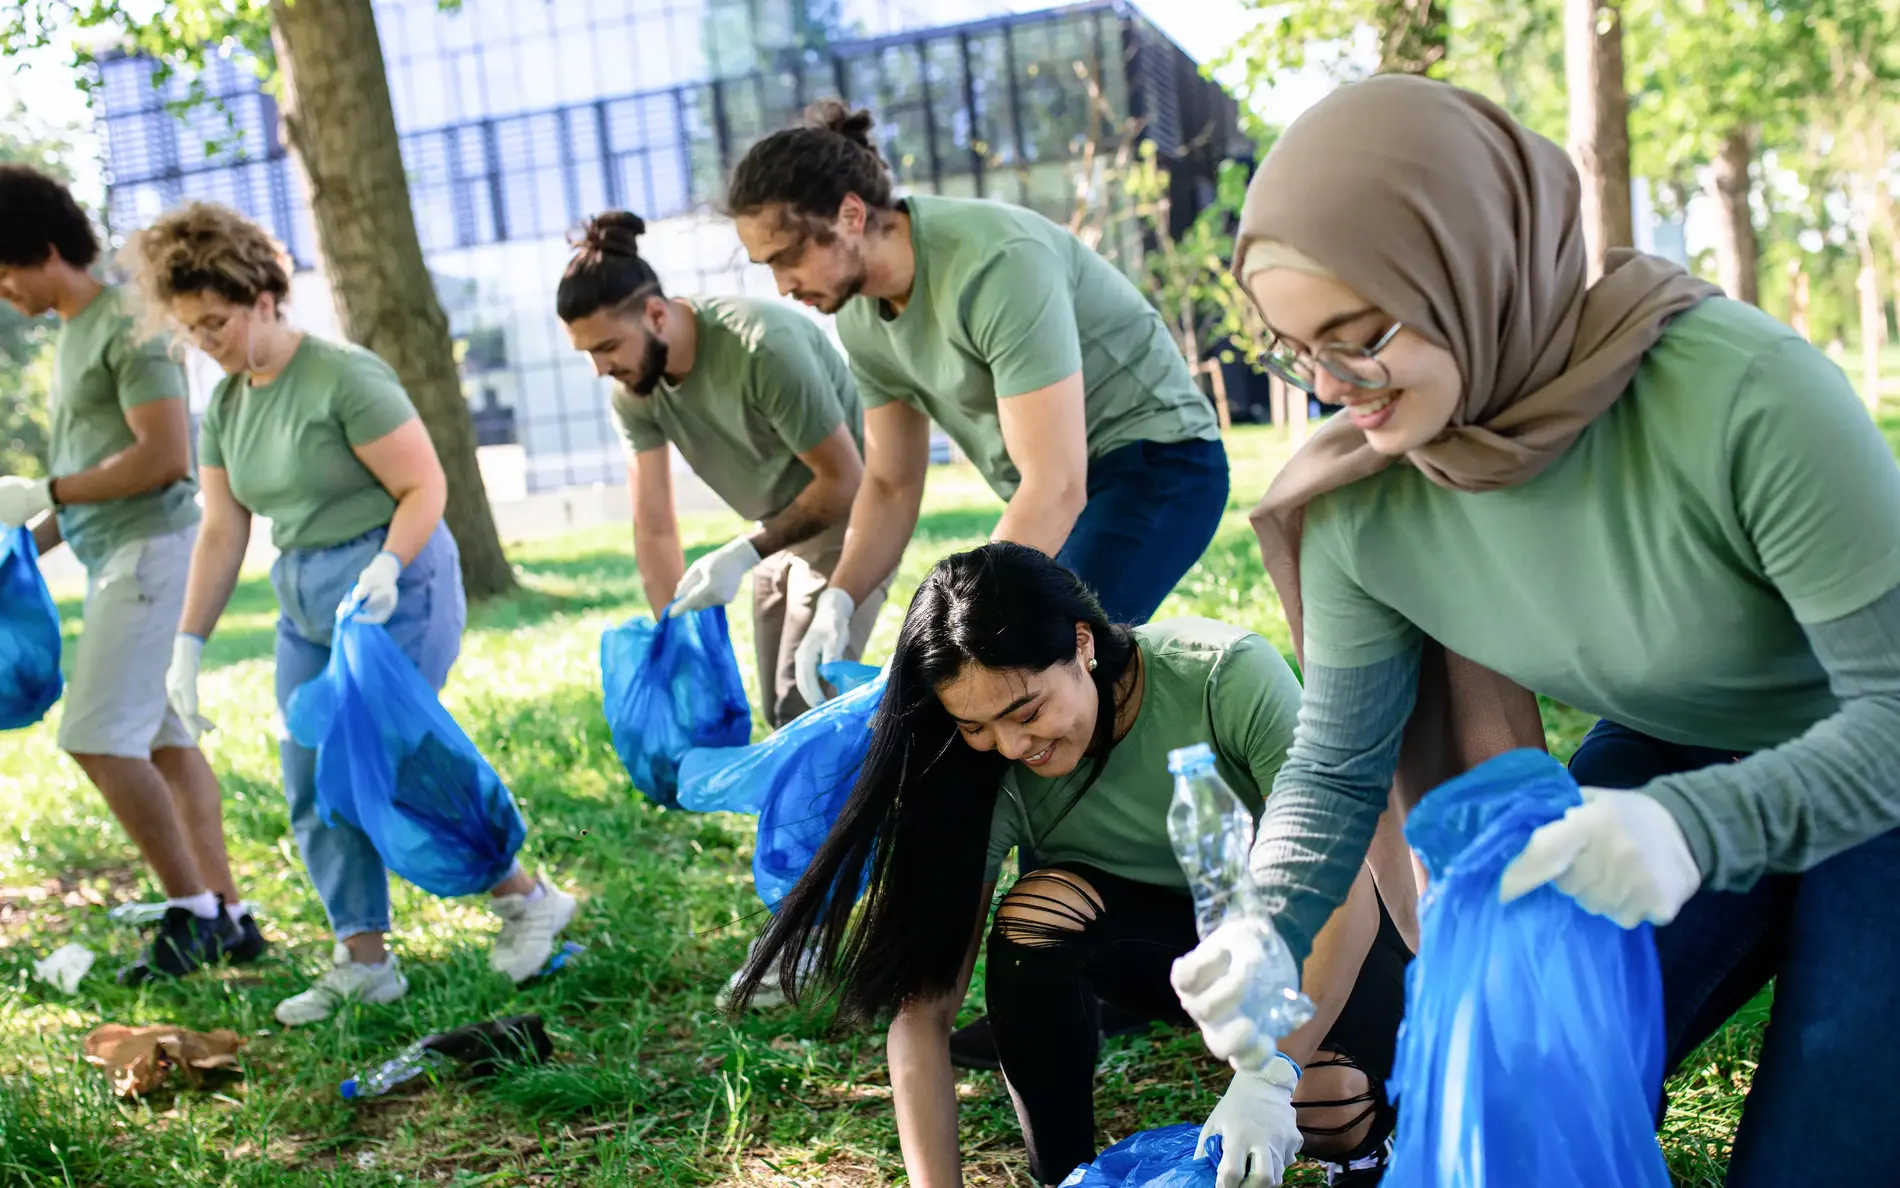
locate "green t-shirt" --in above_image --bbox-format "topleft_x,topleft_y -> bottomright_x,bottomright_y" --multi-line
1298,297 -> 1900,754
49,285 -> 199,569
983,618 -> 1303,889
838,195 -> 1221,500
612,297 -> 862,523
199,335 -> 418,551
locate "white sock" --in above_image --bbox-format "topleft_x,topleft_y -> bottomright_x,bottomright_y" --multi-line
226,901 -> 248,925
169,890 -> 220,920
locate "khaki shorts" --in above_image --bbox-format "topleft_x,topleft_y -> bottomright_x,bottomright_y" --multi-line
57,525 -> 199,758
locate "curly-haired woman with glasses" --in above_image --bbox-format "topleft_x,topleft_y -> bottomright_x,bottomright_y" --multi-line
125,202 -> 576,1026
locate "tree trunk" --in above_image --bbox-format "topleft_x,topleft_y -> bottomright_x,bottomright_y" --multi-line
1856,223 -> 1885,414
1564,0 -> 1633,281
268,0 -> 515,599
1787,255 -> 1810,342
1379,0 -> 1448,76
1704,127 -> 1760,305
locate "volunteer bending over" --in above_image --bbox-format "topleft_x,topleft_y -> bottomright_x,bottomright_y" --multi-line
1173,77 -> 1900,1188
128,202 -> 576,1026
729,543 -> 1411,1188
727,100 -> 1229,715
557,210 -> 894,725
0,165 -> 262,983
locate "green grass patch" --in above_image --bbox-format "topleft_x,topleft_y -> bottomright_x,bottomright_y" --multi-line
0,425 -> 1765,1185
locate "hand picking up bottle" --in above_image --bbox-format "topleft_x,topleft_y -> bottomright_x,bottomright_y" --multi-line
1165,744 -> 1314,1072
1165,744 -> 1315,1188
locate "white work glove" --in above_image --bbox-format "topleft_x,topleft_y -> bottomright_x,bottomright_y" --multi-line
0,476 -> 52,528
345,551 -> 403,625
1199,1057 -> 1304,1188
1498,786 -> 1703,928
793,587 -> 856,709
166,634 -> 214,739
669,536 -> 762,616
1171,917 -> 1288,1074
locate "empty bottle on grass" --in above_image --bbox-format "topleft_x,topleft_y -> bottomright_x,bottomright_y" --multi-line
1166,743 -> 1314,1045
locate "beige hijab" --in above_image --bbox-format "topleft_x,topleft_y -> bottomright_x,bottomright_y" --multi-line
1239,76 -> 1719,924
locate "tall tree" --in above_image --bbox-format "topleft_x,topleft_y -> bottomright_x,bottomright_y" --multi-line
1565,0 -> 1633,279
266,0 -> 511,597
1623,0 -> 1826,306
1,0 -> 516,599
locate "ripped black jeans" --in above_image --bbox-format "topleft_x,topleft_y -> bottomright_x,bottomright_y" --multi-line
986,863 -> 1411,1184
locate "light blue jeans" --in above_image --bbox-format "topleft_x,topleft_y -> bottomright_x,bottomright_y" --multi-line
272,522 -> 466,939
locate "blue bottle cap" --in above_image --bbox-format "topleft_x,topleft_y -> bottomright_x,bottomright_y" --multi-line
339,1078 -> 360,1100
1168,743 -> 1216,775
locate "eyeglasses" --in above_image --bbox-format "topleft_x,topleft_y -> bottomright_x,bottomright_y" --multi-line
1263,322 -> 1404,394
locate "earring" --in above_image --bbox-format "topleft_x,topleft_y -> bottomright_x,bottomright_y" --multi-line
1086,657 -> 1098,672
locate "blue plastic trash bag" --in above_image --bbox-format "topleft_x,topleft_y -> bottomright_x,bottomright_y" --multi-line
677,662 -> 884,909
0,525 -> 63,730
1386,748 -> 1669,1188
599,605 -> 751,809
1059,1123 -> 1220,1188
285,611 -> 526,898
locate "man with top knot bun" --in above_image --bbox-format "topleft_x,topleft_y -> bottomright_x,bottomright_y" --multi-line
557,211 -> 895,729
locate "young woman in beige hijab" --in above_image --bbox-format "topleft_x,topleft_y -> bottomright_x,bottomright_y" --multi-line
1172,75 -> 1900,1186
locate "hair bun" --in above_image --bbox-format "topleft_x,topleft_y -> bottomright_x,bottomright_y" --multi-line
575,210 -> 646,256
803,99 -> 876,150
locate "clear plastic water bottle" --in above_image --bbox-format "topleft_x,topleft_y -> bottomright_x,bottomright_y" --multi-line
1167,743 -> 1315,1042
339,1040 -> 452,1100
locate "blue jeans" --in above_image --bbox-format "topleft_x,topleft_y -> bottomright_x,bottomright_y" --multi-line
1055,437 -> 1229,626
272,523 -> 467,939
1568,718 -> 1900,1185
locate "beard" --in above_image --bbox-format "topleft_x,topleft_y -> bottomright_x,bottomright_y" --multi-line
623,333 -> 671,397
795,244 -> 870,314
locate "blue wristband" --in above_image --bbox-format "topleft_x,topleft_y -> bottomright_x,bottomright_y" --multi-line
1273,1051 -> 1302,1083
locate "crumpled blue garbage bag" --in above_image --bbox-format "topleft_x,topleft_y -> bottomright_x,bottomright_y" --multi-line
599,605 -> 752,809
1059,1122 -> 1221,1187
0,525 -> 63,730
1386,748 -> 1669,1188
285,610 -> 526,898
677,661 -> 882,909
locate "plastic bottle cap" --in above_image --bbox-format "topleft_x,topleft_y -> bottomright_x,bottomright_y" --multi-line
339,1078 -> 360,1099
1168,743 -> 1216,775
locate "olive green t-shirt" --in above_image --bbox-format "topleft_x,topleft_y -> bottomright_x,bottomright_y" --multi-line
612,297 -> 862,523
199,335 -> 418,551
838,195 -> 1221,501
983,618 -> 1303,889
1298,297 -> 1900,754
49,285 -> 199,569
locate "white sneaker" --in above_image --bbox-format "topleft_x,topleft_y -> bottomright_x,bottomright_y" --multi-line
489,880 -> 577,983
276,946 -> 408,1026
715,938 -> 817,1011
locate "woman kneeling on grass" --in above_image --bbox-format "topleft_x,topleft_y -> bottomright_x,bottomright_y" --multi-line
729,543 -> 1413,1187
125,202 -> 576,1026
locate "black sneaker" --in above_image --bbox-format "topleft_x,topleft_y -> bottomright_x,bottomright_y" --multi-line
948,1015 -> 1002,1071
948,1003 -> 1155,1071
117,906 -> 241,985
1323,1136 -> 1393,1186
225,911 -> 269,965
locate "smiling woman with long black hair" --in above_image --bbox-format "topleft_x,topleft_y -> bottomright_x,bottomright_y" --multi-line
727,543 -> 1414,1187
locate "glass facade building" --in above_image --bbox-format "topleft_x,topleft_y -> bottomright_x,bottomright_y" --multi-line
95,0 -> 1247,495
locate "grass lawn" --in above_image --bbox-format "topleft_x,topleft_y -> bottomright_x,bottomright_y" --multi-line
0,415 -> 1845,1186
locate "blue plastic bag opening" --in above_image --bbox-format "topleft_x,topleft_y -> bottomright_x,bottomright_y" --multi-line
677,661 -> 884,910
1386,748 -> 1669,1188
1059,1123 -> 1221,1187
285,612 -> 526,899
0,525 -> 63,730
600,605 -> 752,809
